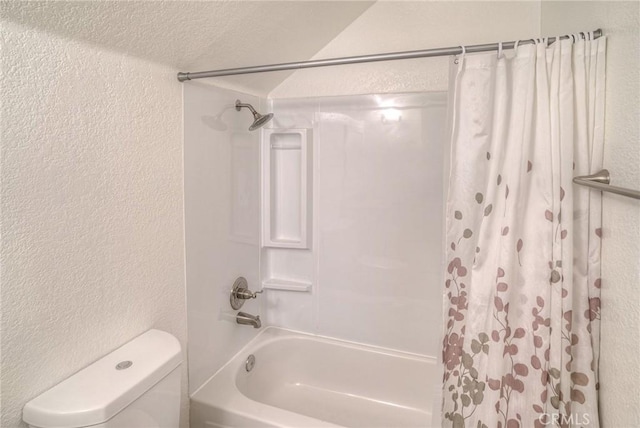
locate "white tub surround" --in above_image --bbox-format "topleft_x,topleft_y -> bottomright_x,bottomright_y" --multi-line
262,93 -> 447,356
183,83 -> 263,393
191,328 -> 436,428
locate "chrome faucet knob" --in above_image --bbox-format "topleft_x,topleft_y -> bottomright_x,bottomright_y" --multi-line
230,277 -> 263,310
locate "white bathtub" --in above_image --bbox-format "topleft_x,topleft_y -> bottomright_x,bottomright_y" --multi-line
190,327 -> 437,428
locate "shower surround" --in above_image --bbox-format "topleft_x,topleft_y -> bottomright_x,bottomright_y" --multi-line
184,85 -> 447,426
262,92 -> 447,356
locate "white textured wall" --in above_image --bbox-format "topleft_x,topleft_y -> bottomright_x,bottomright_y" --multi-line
271,1 -> 540,98
1,21 -> 188,428
542,3 -> 640,426
1,1 -> 374,97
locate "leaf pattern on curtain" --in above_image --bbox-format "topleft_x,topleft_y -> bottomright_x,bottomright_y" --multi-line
442,36 -> 606,428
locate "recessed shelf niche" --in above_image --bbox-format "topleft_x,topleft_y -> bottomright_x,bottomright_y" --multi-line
262,128 -> 312,249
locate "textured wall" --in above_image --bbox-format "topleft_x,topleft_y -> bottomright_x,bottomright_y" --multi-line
1,20 -> 188,428
270,1 -> 541,98
1,1 -> 373,97
541,3 -> 640,426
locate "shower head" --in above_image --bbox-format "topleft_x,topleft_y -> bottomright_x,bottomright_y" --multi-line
235,100 -> 274,131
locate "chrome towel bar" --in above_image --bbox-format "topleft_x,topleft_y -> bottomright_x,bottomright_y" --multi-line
573,169 -> 640,200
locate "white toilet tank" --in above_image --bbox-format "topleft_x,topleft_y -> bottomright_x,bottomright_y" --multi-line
23,329 -> 182,428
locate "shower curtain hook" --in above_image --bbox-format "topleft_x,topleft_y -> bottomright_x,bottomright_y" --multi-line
454,45 -> 466,64
513,40 -> 520,55
498,42 -> 503,59
589,31 -> 594,41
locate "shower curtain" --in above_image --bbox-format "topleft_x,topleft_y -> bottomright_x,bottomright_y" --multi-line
442,35 -> 606,428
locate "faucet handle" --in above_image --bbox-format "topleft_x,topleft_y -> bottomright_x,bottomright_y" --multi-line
234,289 -> 263,300
230,277 -> 263,310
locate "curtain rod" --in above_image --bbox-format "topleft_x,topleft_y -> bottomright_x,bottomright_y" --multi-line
177,29 -> 602,82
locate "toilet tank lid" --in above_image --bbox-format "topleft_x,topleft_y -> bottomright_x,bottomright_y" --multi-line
23,329 -> 181,428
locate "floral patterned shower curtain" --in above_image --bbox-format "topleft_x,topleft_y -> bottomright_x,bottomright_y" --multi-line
442,35 -> 606,428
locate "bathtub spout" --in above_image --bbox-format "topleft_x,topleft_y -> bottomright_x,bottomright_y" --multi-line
237,311 -> 261,328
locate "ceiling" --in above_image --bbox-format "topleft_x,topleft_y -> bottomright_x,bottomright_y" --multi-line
2,1 -> 375,95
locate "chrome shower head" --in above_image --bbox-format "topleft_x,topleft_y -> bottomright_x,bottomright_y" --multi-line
235,100 -> 274,131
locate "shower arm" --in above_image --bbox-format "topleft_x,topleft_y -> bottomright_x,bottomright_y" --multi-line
235,101 -> 258,115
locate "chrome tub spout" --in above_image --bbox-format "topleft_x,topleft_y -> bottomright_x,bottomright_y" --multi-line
237,311 -> 261,328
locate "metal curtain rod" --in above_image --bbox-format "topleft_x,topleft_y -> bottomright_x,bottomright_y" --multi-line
177,29 -> 602,81
573,170 -> 640,200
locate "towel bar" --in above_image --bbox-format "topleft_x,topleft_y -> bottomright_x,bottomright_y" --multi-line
573,169 -> 640,200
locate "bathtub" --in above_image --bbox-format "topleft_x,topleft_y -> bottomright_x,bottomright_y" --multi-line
190,327 -> 437,428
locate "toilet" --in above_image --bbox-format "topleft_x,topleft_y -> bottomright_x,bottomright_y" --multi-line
23,329 -> 182,428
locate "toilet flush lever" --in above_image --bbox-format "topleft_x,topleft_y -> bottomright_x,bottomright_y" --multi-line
230,277 -> 263,310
